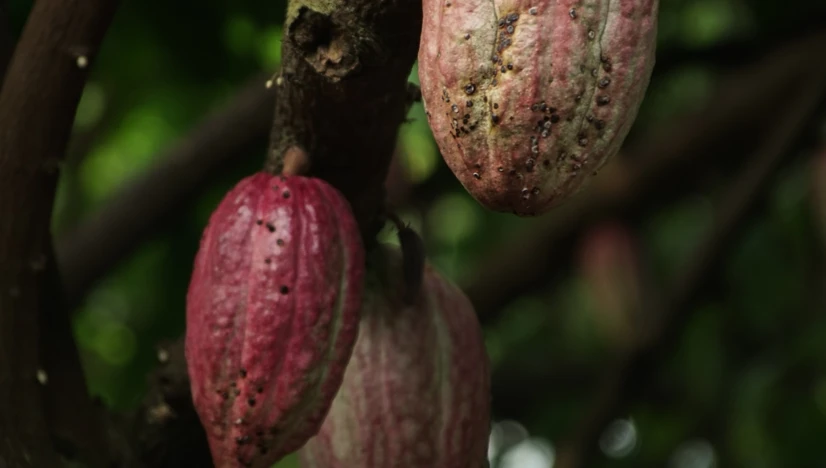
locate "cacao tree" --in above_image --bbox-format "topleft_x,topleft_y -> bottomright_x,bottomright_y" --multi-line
0,0 -> 826,467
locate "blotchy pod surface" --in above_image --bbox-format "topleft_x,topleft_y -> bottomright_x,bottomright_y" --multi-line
419,0 -> 658,215
185,172 -> 365,468
300,246 -> 491,468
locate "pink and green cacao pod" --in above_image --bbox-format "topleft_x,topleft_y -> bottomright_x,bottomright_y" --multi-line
185,172 -> 365,468
299,246 -> 491,468
418,0 -> 659,215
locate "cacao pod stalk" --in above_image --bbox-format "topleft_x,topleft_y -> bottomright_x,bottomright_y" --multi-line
185,172 -> 365,468
418,0 -> 659,215
300,246 -> 492,468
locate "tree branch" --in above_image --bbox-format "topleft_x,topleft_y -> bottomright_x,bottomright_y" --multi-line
464,29 -> 826,325
56,74 -> 274,308
267,0 -> 422,242
0,1 -> 119,466
553,55 -> 826,468
55,30 -> 825,312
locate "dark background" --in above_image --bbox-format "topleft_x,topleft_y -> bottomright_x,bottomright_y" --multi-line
6,0 -> 826,466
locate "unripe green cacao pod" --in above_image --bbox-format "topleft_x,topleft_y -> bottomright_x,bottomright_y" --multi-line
299,246 -> 491,468
418,0 -> 659,215
185,172 -> 365,468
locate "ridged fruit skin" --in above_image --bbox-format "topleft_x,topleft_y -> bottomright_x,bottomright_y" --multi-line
185,172 -> 365,468
418,0 -> 659,215
299,246 -> 491,468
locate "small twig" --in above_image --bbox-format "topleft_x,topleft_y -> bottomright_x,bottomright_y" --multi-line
56,74 -> 274,308
553,59 -> 826,468
0,0 -> 119,465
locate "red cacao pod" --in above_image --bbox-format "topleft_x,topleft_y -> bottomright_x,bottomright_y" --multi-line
299,246 -> 491,468
418,0 -> 659,215
185,172 -> 365,467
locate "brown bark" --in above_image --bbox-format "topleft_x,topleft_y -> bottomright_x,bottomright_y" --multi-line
0,1 -> 119,465
267,0 -> 423,242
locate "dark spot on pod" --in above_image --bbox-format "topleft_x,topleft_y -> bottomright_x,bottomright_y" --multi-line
598,78 -> 611,88
550,114 -> 560,123
541,129 -> 550,138
543,159 -> 551,166
257,386 -> 264,394
532,187 -> 540,195
266,223 -> 276,232
572,163 -> 582,171
283,190 -> 291,199
526,158 -> 536,170
543,120 -> 552,129
492,79 -> 498,86
575,94 -> 583,103
588,30 -> 595,40
507,63 -> 513,70
501,66 -> 507,73
529,7 -> 537,15
473,172 -> 481,179
595,120 -> 606,130
491,55 -> 499,63
452,104 -> 460,113
277,238 -> 284,246
493,103 -> 499,109
498,18 -> 506,27
498,167 -> 504,172
578,136 -> 588,147
256,219 -> 263,225
264,258 -> 271,264
492,114 -> 500,124
540,102 -> 547,112
236,436 -> 250,445
591,68 -> 598,77
509,169 -> 517,175
465,83 -> 476,95
240,369 -> 247,378
466,100 -> 473,107
280,285 -> 290,294
233,388 -> 241,396
596,95 -> 611,106
465,33 -> 471,40
446,1 -> 451,6
507,13 -> 519,22
248,397 -> 256,406
506,25 -> 514,34
557,151 -> 567,162
569,8 -> 577,19
521,188 -> 530,199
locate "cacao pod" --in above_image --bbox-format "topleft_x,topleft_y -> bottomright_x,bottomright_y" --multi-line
299,246 -> 491,468
185,172 -> 365,468
418,0 -> 659,215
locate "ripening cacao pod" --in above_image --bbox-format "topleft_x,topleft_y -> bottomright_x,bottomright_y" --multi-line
418,0 -> 659,215
299,246 -> 491,468
185,172 -> 365,468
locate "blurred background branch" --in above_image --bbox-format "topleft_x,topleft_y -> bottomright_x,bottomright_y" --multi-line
554,51 -> 826,468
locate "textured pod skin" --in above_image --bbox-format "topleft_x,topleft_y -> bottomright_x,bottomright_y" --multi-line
299,246 -> 491,468
185,172 -> 365,468
418,0 -> 659,215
